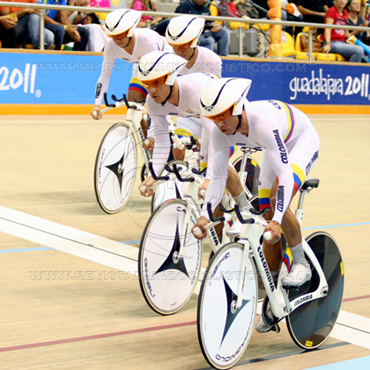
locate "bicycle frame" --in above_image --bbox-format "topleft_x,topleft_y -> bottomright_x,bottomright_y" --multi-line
237,147 -> 260,200
102,97 -> 151,174
235,196 -> 329,319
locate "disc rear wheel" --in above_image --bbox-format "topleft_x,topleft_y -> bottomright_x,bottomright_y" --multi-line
286,232 -> 344,349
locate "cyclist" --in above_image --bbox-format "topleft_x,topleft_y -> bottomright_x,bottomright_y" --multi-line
143,14 -> 223,154
90,9 -> 172,135
137,51 -> 248,216
192,78 -> 320,327
165,14 -> 222,77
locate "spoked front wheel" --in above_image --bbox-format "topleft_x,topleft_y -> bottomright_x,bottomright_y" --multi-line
138,199 -> 202,315
94,123 -> 137,214
197,242 -> 258,369
286,231 -> 344,349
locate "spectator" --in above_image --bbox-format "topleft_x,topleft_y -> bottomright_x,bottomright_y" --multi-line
0,0 -> 55,49
0,14 -> 16,47
322,0 -> 363,62
347,0 -> 368,42
296,0 -> 332,35
66,0 -> 108,51
175,0 -> 229,56
130,0 -> 163,27
38,0 -> 89,51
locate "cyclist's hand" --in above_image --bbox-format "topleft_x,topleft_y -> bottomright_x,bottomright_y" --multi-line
142,137 -> 154,151
139,176 -> 155,197
198,179 -> 210,200
264,220 -> 281,244
192,216 -> 208,239
91,105 -> 102,120
196,137 -> 201,149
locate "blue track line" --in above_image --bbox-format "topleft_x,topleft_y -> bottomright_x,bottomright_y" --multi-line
0,247 -> 52,253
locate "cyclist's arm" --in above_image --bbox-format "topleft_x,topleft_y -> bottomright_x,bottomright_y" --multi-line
200,125 -> 230,219
198,116 -> 214,172
94,44 -> 115,106
146,100 -> 171,176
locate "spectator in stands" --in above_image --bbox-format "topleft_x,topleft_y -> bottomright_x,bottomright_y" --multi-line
322,0 -> 363,62
130,0 -> 163,27
175,0 -> 229,56
0,0 -> 55,49
66,0 -> 108,51
0,14 -> 16,47
38,0 -> 89,51
297,0 -> 333,25
347,0 -> 368,42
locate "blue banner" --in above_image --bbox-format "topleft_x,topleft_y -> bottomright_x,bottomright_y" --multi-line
0,51 -> 369,105
222,59 -> 370,105
0,52 -> 132,105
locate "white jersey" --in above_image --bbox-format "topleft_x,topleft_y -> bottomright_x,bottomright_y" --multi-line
94,28 -> 172,105
204,100 -> 320,224
178,46 -> 222,77
146,73 -> 218,176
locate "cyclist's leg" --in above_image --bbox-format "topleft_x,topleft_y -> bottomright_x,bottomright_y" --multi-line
258,160 -> 284,272
281,131 -> 320,285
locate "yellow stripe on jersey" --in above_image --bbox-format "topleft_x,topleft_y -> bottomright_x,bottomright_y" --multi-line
174,128 -> 197,140
276,101 -> 295,143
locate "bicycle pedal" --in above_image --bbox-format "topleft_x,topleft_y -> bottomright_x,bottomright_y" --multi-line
271,323 -> 280,333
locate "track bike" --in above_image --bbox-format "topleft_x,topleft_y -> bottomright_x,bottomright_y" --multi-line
94,93 -> 151,214
197,176 -> 344,369
94,94 -> 193,214
138,159 -> 244,316
138,145 -> 262,315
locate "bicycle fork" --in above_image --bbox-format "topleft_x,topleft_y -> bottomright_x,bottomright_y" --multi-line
128,109 -> 152,168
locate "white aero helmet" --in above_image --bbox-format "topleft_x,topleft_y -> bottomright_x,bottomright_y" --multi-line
104,9 -> 141,38
138,51 -> 187,87
200,78 -> 252,121
166,15 -> 205,48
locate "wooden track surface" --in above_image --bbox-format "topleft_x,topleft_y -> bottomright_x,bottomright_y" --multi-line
0,114 -> 369,369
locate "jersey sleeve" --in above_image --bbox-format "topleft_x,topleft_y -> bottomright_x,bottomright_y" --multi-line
200,125 -> 230,219
94,43 -> 116,105
256,119 -> 295,225
146,99 -> 171,176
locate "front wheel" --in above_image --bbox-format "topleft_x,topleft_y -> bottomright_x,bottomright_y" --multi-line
197,242 -> 258,369
138,199 -> 202,315
94,123 -> 137,214
286,231 -> 344,349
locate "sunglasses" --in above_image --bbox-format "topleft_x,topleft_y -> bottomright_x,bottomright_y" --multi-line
108,29 -> 129,40
206,105 -> 234,122
141,73 -> 170,88
169,39 -> 194,51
